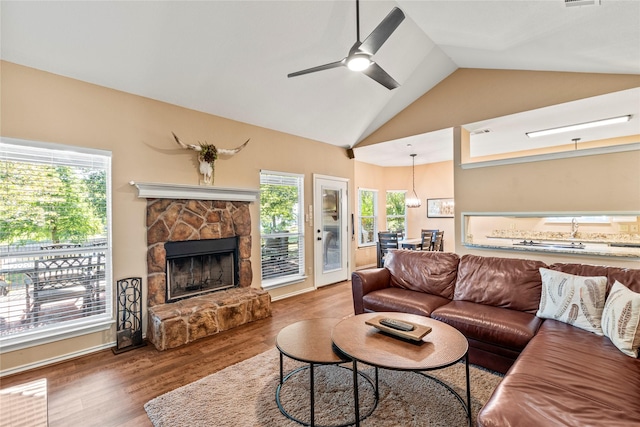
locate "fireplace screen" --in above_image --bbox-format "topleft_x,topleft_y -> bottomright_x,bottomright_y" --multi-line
165,237 -> 239,302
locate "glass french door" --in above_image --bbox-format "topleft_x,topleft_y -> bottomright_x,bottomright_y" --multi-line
313,175 -> 349,287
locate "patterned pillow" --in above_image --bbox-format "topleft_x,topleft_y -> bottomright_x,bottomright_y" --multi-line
536,268 -> 607,335
601,281 -> 640,357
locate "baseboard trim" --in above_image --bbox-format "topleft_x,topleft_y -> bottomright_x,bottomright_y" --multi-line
270,286 -> 316,302
0,341 -> 116,378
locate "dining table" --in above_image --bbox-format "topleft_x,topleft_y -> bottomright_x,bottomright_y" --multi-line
399,238 -> 422,250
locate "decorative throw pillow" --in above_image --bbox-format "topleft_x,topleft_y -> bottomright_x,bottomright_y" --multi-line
601,281 -> 640,358
537,268 -> 607,335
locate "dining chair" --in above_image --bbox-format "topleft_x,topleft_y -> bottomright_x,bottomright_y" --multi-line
377,232 -> 399,267
421,229 -> 439,251
433,231 -> 444,251
420,230 -> 434,251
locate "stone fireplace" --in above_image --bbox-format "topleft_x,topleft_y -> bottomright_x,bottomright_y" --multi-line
146,198 -> 253,307
132,182 -> 271,350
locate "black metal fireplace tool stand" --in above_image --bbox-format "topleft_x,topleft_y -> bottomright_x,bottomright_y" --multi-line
113,277 -> 146,354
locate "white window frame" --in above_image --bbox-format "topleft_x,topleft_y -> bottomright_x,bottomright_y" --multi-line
386,190 -> 407,235
358,188 -> 378,247
0,138 -> 113,353
259,170 -> 305,289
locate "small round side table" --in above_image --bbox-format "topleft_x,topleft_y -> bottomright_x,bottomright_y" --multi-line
276,317 -> 376,427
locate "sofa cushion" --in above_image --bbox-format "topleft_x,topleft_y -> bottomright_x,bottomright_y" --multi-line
550,262 -> 640,293
601,280 -> 640,357
537,268 -> 607,335
431,300 -> 543,351
362,287 -> 451,317
607,267 -> 640,293
466,338 -> 522,371
478,320 -> 640,427
351,268 -> 391,314
549,262 -> 609,279
385,250 -> 460,299
454,254 -> 547,313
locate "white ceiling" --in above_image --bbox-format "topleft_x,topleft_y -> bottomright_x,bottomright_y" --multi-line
1,0 -> 639,166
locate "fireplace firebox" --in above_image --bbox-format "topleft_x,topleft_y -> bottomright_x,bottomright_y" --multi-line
164,237 -> 239,303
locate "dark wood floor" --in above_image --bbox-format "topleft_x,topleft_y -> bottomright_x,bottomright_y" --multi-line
1,281 -> 355,427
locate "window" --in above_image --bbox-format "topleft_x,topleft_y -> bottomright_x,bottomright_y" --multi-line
358,189 -> 378,246
260,171 -> 304,288
0,139 -> 112,351
386,191 -> 407,235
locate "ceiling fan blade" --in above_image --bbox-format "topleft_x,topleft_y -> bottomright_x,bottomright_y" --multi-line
362,62 -> 400,90
359,7 -> 405,56
348,40 -> 363,57
288,59 -> 345,78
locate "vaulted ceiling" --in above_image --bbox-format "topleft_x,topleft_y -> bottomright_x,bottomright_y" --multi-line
2,1 -> 639,166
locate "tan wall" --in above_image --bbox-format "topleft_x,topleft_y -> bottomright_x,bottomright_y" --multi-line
0,61 -> 354,372
354,160 -> 455,268
353,161 -> 385,268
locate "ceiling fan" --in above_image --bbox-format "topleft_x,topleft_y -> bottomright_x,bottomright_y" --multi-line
287,0 -> 405,90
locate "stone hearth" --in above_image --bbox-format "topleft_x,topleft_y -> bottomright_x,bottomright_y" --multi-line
147,287 -> 271,350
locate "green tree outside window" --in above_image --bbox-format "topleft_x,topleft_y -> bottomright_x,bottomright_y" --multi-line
359,189 -> 377,245
0,161 -> 105,244
386,191 -> 406,235
259,183 -> 298,234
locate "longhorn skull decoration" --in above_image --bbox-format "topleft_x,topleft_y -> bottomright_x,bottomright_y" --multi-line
173,132 -> 249,185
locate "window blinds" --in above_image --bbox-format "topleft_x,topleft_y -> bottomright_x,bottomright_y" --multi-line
0,139 -> 112,344
259,171 -> 305,286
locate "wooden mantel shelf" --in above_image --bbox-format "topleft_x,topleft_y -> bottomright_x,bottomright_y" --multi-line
129,181 -> 259,202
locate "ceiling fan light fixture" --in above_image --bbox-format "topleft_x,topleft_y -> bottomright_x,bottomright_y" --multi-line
287,1 -> 404,89
347,54 -> 372,71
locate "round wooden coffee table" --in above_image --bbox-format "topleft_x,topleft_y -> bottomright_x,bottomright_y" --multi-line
275,318 -> 376,427
332,312 -> 471,427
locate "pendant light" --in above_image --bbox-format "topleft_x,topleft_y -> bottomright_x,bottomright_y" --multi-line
406,154 -> 421,208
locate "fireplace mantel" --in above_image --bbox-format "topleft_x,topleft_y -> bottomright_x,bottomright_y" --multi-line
130,181 -> 259,202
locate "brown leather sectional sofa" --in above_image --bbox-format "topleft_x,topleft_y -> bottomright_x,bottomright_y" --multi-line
351,250 -> 640,426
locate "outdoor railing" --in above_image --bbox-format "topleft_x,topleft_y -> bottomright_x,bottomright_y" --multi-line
0,243 -> 107,335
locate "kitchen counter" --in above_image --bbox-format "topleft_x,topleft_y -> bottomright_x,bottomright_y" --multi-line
486,232 -> 640,245
464,238 -> 640,259
461,213 -> 640,259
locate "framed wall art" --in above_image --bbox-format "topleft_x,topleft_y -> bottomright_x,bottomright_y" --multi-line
427,198 -> 454,218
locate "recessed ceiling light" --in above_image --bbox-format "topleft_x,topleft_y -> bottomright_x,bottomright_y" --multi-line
526,115 -> 631,138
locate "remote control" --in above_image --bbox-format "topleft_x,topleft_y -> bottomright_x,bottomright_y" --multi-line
380,318 -> 415,332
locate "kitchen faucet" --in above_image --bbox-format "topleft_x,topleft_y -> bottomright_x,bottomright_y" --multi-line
571,218 -> 579,238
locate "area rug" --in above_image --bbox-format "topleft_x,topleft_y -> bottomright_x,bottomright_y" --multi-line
144,348 -> 503,427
